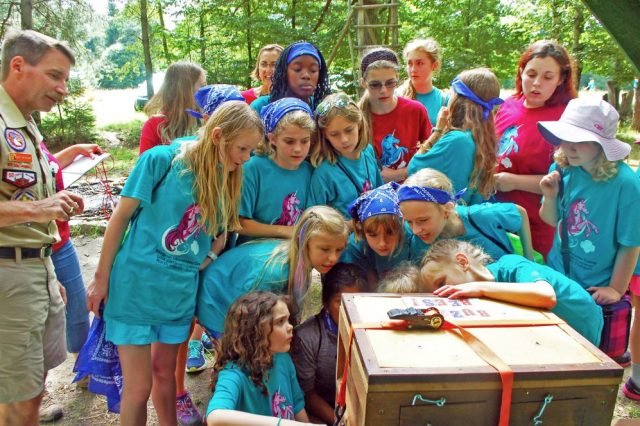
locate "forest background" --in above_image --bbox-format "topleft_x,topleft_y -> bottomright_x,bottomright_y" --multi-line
1,0 -> 638,152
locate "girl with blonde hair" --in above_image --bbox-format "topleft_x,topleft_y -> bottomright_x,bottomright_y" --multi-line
139,61 -> 206,154
399,38 -> 449,126
197,205 -> 350,337
397,168 -> 534,262
237,98 -> 315,244
408,68 -> 503,205
307,93 -> 383,218
241,44 -> 284,104
358,47 -> 431,182
86,101 -> 263,425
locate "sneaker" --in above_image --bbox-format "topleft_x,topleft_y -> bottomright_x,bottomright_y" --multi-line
39,390 -> 63,422
623,378 -> 640,401
176,391 -> 202,425
201,332 -> 215,352
186,339 -> 206,373
614,350 -> 632,368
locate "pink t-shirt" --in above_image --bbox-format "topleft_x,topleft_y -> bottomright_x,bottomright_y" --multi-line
39,142 -> 69,251
241,88 -> 259,105
371,96 -> 431,169
495,95 -> 567,256
139,115 -> 168,154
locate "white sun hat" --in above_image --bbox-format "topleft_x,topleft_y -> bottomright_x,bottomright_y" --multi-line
537,97 -> 631,161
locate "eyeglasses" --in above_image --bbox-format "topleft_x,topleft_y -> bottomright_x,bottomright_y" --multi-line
366,79 -> 398,91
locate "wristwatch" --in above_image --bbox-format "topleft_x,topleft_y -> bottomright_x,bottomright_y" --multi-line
206,251 -> 218,262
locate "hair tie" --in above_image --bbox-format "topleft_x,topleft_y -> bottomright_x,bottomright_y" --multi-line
360,49 -> 399,76
450,77 -> 503,121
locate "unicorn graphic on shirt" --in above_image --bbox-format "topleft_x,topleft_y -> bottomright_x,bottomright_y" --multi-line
162,204 -> 202,255
361,179 -> 372,194
497,126 -> 520,168
273,192 -> 301,226
271,390 -> 294,419
380,131 -> 407,169
567,199 -> 599,238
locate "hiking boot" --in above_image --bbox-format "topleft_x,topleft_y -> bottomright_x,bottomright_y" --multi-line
176,391 -> 202,425
185,339 -> 206,373
39,390 -> 63,422
614,350 -> 632,368
623,378 -> 640,401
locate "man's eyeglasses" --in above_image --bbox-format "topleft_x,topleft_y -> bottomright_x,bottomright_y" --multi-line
366,79 -> 398,91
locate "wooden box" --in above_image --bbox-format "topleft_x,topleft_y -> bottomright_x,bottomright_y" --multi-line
337,294 -> 623,426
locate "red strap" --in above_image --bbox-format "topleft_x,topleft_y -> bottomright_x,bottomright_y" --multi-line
336,319 -> 514,426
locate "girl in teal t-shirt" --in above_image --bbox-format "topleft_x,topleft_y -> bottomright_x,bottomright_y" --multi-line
420,239 -> 603,347
206,291 -> 310,425
308,93 -> 383,218
238,98 -> 315,244
198,205 -> 350,335
396,168 -> 535,262
86,101 -> 264,424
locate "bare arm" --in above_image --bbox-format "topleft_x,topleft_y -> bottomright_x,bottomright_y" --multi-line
514,204 -> 534,261
238,218 -> 293,239
494,173 -> 545,194
538,171 -> 561,226
304,390 -> 335,425
199,231 -> 228,271
54,144 -> 104,169
0,190 -> 84,227
417,106 -> 448,154
381,166 -> 408,183
86,196 -> 140,317
588,246 -> 640,305
434,281 -> 557,309
207,409 -> 318,426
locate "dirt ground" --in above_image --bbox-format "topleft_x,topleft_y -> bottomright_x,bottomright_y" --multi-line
42,234 -> 640,425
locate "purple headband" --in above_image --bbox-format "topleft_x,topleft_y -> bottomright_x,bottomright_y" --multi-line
260,97 -> 313,134
450,77 -> 504,120
393,182 -> 465,204
287,41 -> 321,65
186,84 -> 244,119
360,49 -> 399,76
349,183 -> 401,222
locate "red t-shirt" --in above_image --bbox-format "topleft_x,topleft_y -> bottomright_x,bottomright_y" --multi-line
241,88 -> 259,105
371,96 -> 431,169
39,142 -> 69,251
494,95 -> 567,256
139,115 -> 168,154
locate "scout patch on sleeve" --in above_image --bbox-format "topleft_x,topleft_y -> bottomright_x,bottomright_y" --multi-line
4,128 -> 27,152
8,152 -> 33,163
10,188 -> 37,201
2,169 -> 37,188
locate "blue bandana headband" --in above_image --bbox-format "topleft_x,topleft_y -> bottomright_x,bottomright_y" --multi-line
394,182 -> 465,204
450,77 -> 504,121
186,84 -> 244,119
260,97 -> 313,134
349,183 -> 401,222
287,41 -> 321,65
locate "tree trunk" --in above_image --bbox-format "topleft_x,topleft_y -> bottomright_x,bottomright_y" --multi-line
550,0 -> 561,40
619,91 -> 632,119
139,0 -> 154,98
632,81 -> 640,131
245,0 -> 253,88
572,3 -> 585,93
156,0 -> 170,63
199,2 -> 206,67
606,80 -> 619,110
291,0 -> 296,29
20,0 -> 32,29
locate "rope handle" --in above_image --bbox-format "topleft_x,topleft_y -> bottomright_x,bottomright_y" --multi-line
532,394 -> 554,425
412,394 -> 446,407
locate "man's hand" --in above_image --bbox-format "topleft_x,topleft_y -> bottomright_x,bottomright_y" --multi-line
57,282 -> 67,305
32,191 -> 84,222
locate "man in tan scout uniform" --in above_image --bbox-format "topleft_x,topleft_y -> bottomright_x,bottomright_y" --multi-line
0,29 -> 84,425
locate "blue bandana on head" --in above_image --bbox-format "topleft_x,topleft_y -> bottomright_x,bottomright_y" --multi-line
186,84 -> 244,119
392,181 -> 465,205
260,97 -> 313,134
287,41 -> 321,65
450,77 -> 504,121
349,183 -> 401,222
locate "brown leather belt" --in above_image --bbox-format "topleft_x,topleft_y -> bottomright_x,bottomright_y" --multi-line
0,246 -> 53,259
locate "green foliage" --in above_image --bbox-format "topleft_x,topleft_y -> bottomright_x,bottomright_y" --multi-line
106,146 -> 139,175
102,120 -> 144,149
40,78 -> 98,151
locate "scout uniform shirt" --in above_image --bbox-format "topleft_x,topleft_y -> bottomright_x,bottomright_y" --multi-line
0,85 -> 58,248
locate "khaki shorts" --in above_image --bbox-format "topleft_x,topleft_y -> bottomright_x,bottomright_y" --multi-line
0,256 -> 66,403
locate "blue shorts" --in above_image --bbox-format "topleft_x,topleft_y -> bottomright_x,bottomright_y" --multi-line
106,318 -> 190,345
